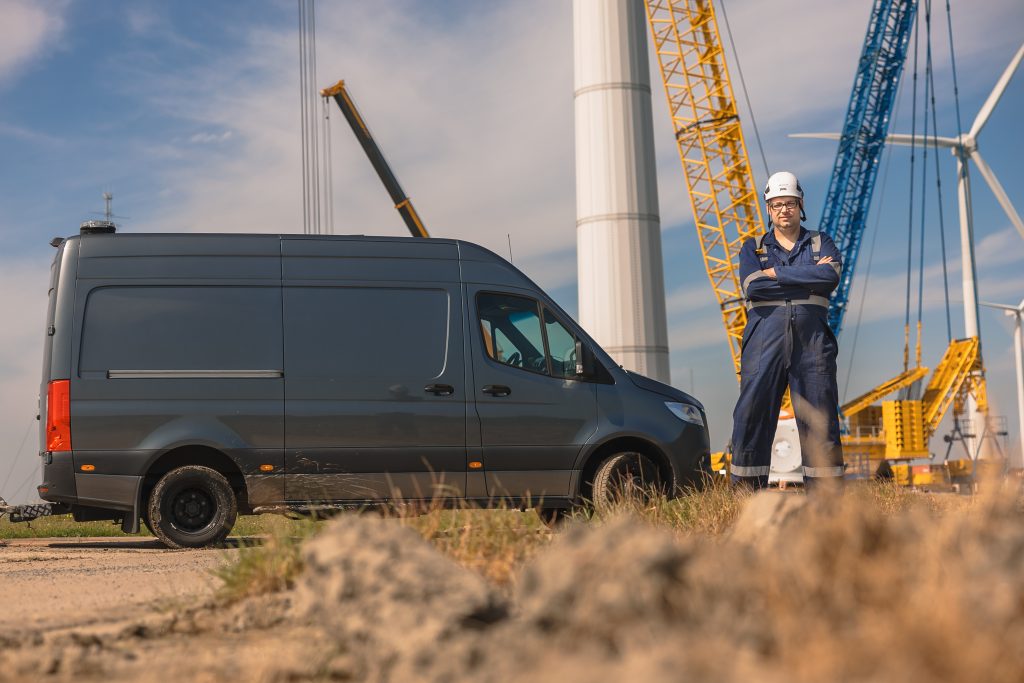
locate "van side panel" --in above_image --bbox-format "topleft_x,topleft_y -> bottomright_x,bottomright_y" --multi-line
69,235 -> 285,510
282,238 -> 467,501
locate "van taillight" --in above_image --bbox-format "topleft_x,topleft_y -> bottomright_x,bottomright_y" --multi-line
46,380 -> 72,452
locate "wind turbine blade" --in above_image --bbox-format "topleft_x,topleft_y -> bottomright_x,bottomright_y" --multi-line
789,132 -> 959,148
969,43 -> 1024,140
884,133 -> 960,148
789,133 -> 842,141
971,150 -> 1024,240
980,301 -> 1019,312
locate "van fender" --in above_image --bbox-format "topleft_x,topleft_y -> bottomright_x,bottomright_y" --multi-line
568,431 -> 673,501
136,416 -> 251,454
122,417 -> 255,534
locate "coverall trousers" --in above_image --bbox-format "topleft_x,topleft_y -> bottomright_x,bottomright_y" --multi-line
730,302 -> 843,487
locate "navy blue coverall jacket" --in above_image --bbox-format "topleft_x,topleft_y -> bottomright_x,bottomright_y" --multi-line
730,226 -> 844,485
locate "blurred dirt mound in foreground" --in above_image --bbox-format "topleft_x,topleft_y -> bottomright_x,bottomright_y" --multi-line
3,490 -> 1023,683
286,491 -> 1024,683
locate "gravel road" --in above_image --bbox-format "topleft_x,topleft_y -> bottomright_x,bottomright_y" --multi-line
0,537 -> 237,634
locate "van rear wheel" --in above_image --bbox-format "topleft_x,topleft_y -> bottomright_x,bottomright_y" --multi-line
148,466 -> 237,549
591,452 -> 663,515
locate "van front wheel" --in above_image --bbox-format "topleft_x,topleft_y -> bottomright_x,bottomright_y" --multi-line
148,466 -> 237,549
591,452 -> 663,515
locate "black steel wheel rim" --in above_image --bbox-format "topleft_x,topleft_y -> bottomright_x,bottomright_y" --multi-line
168,486 -> 215,532
616,457 -> 658,494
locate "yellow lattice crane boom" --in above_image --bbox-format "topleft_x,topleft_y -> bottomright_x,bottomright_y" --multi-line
644,0 -> 764,377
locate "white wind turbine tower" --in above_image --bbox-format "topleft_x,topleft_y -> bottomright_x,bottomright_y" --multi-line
793,43 -> 1024,460
980,299 -> 1024,470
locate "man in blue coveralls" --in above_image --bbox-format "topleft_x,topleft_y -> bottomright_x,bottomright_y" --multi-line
730,171 -> 844,491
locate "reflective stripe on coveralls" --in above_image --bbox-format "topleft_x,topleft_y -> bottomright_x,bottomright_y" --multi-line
732,464 -> 843,477
731,464 -> 771,477
803,466 -> 845,477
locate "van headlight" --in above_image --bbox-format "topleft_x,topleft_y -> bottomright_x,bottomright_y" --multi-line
665,401 -> 703,426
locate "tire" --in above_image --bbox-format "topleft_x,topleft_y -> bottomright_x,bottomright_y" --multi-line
142,509 -> 156,537
591,452 -> 663,515
147,465 -> 237,549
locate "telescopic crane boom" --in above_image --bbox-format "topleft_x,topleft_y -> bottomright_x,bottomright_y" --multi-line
321,79 -> 430,238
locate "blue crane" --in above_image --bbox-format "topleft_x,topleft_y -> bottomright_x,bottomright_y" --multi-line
810,0 -> 918,336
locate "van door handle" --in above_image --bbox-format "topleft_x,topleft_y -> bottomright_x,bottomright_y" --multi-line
482,384 -> 511,397
424,383 -> 455,396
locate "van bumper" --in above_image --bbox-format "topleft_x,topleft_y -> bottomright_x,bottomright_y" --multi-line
664,422 -> 713,489
38,451 -> 78,504
73,474 -> 142,512
40,451 -> 142,532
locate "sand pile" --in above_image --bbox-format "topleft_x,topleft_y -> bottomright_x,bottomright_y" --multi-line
288,491 -> 1024,683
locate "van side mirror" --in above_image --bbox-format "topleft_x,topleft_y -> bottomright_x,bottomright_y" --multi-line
575,339 -> 595,378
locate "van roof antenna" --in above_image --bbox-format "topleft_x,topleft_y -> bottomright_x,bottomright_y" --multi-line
507,234 -> 513,264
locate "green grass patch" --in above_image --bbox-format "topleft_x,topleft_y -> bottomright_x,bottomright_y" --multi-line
0,511 -> 296,540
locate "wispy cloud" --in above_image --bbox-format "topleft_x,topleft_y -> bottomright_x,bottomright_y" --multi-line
0,120 -> 63,144
188,130 -> 234,145
0,0 -> 67,86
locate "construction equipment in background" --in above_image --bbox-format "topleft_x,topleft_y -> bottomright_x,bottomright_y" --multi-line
808,0 -> 918,337
643,0 -> 763,380
321,80 -> 430,238
842,337 -> 986,461
643,0 -> 996,486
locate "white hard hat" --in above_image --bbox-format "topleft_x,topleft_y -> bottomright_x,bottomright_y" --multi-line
764,171 -> 804,202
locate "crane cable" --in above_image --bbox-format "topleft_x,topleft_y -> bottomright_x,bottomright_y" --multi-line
943,0 -> 966,163
298,0 -> 325,234
915,1 -> 933,374
323,95 -> 335,234
717,0 -> 769,179
902,8 -> 921,374
298,0 -> 309,233
0,419 -> 34,496
841,104 -> 902,403
926,0 -> 953,342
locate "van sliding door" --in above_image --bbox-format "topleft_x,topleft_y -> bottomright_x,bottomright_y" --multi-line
283,282 -> 467,502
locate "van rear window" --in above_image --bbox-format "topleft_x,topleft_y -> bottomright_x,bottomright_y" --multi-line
79,286 -> 282,373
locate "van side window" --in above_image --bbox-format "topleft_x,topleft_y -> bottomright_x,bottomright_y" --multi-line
79,286 -> 281,374
286,287 -> 449,379
543,307 -> 578,379
477,293 -> 548,375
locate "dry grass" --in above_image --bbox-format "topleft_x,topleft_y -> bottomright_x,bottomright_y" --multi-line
205,477 -> 1003,602
214,515 -> 319,603
586,474 -> 750,536
395,505 -> 554,587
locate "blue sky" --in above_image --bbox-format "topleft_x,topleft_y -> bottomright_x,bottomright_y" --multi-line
1,0 -> 1022,501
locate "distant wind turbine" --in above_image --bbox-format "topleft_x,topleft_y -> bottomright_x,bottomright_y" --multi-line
980,299 -> 1024,470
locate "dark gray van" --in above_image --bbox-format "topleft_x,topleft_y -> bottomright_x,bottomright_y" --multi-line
35,229 -> 710,547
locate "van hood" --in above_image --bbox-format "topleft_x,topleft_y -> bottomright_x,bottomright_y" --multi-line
625,371 -> 703,410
